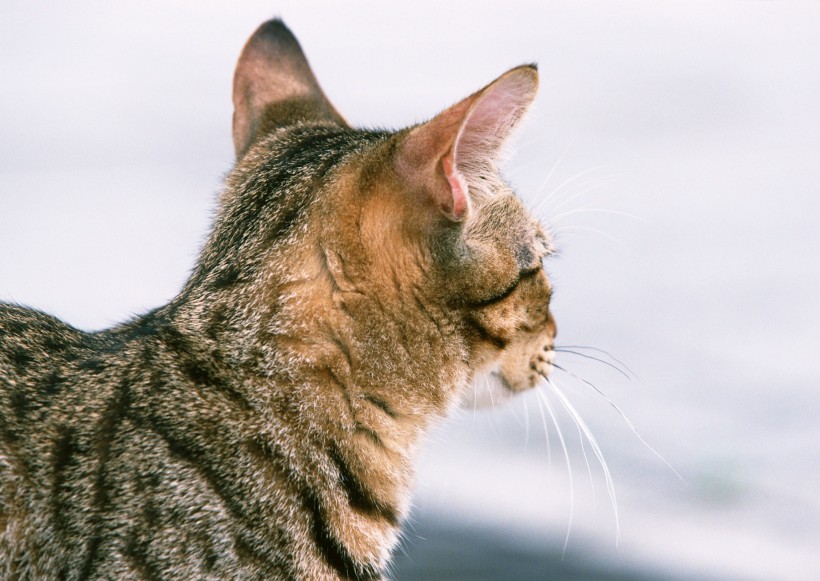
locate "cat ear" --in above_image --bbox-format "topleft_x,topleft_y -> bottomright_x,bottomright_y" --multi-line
232,19 -> 347,158
395,65 -> 538,222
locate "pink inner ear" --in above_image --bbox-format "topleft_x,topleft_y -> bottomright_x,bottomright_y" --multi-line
442,152 -> 469,221
452,66 -> 538,177
394,66 -> 537,223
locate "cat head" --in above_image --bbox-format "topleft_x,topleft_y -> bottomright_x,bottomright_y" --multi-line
214,20 -> 556,412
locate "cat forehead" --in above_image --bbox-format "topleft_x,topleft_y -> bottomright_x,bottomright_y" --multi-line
468,189 -> 537,233
466,192 -> 551,260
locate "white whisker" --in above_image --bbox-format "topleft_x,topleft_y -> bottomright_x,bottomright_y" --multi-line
555,345 -> 640,380
472,375 -> 478,415
545,175 -> 616,212
534,389 -> 552,483
553,348 -> 631,379
531,141 -> 574,202
549,207 -> 652,226
487,375 -> 496,411
536,388 -> 574,556
540,163 -> 614,200
550,225 -> 627,250
554,365 -> 684,483
532,164 -> 614,217
523,396 -> 530,451
537,172 -> 618,219
557,382 -> 597,506
546,376 -> 621,545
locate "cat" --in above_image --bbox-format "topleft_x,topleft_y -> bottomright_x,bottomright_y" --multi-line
0,18 -> 556,580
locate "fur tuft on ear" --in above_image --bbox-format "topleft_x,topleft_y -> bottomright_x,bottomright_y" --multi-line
395,65 -> 538,222
232,19 -> 346,159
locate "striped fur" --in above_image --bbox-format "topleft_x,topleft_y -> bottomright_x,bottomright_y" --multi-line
0,19 -> 556,579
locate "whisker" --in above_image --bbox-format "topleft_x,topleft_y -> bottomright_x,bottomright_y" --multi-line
473,377 -> 478,414
487,374 -> 496,411
554,345 -> 639,380
553,348 -> 631,379
533,165 -> 615,217
544,375 -> 621,545
531,141 -> 574,201
523,396 -> 530,451
553,364 -> 684,483
535,388 -> 574,556
534,390 -> 553,483
549,208 -> 652,226
539,173 -> 618,218
541,164 -> 614,201
549,225 -> 627,250
485,375 -> 506,442
549,381 -> 596,505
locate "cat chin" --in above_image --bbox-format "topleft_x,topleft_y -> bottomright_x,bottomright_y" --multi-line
460,368 -> 518,410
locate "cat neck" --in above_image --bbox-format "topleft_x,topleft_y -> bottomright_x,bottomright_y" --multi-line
126,262 -> 467,574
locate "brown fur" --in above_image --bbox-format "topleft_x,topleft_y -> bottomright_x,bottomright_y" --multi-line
0,19 -> 556,579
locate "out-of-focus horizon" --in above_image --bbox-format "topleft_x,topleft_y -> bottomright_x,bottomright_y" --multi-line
2,2 -> 819,579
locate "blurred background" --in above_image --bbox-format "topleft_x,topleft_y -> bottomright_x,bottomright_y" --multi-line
2,1 -> 819,579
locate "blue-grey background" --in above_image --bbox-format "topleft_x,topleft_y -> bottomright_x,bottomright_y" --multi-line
2,2 -> 819,579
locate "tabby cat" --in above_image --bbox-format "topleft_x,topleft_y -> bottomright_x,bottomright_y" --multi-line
0,19 -> 556,580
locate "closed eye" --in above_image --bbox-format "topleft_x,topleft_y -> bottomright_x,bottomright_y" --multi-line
471,266 -> 542,308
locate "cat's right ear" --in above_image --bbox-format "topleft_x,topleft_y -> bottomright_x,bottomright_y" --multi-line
394,65 -> 538,222
232,19 -> 347,159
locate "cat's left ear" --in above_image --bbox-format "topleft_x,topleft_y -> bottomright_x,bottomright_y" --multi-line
395,65 -> 538,222
232,19 -> 347,159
